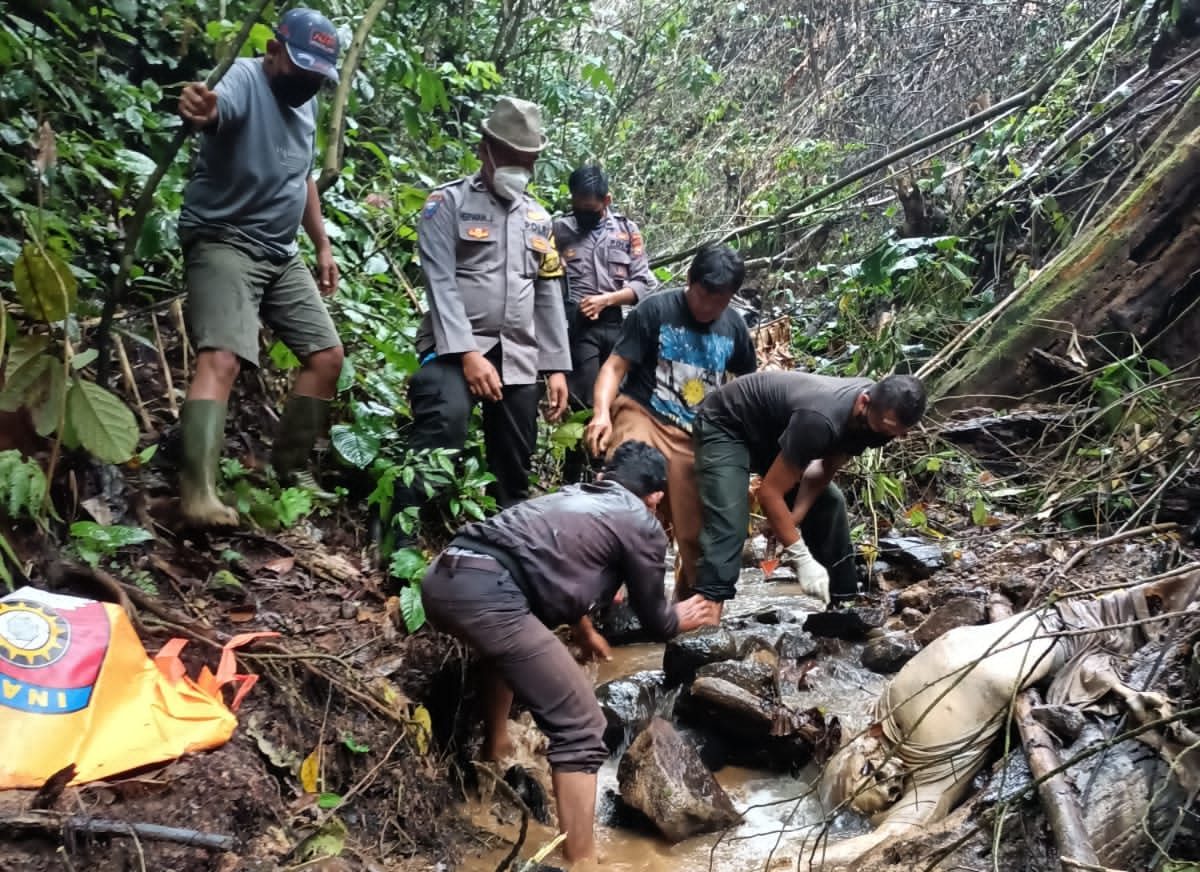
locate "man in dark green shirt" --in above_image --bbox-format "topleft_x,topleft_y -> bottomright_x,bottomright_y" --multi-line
693,372 -> 926,609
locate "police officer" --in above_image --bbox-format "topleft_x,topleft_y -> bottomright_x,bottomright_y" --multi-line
554,165 -> 656,482
392,97 -> 571,539
175,8 -> 343,527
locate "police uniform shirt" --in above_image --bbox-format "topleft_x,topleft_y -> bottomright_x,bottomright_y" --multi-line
416,173 -> 571,385
553,212 -> 657,304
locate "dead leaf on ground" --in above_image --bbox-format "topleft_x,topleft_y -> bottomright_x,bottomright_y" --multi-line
228,605 -> 257,623
80,497 -> 114,526
263,555 -> 296,575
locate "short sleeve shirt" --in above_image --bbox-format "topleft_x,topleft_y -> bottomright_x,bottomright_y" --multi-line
700,371 -> 892,473
613,290 -> 757,432
179,58 -> 316,259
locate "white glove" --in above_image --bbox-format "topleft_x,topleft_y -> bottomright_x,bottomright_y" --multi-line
783,537 -> 830,605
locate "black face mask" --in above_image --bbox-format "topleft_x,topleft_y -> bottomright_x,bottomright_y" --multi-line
271,73 -> 322,108
574,209 -> 603,232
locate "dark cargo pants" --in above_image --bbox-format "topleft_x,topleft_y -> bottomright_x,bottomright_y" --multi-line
420,551 -> 608,773
693,415 -> 857,602
562,306 -> 623,483
394,345 -> 539,514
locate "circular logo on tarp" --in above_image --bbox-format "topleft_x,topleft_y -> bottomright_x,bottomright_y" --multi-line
0,600 -> 70,668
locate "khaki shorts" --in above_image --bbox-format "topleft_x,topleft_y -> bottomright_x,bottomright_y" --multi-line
183,235 -> 340,367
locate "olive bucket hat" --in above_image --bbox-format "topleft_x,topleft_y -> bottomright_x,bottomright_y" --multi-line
481,96 -> 549,154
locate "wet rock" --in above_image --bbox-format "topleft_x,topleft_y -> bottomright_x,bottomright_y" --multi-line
696,660 -> 778,701
913,597 -> 987,646
929,585 -> 989,608
896,585 -> 932,611
663,626 -> 737,687
776,627 -> 819,661
861,631 -> 921,674
503,764 -> 551,824
877,535 -> 946,579
590,598 -> 650,645
899,607 -> 925,628
598,787 -> 659,833
596,670 -> 667,753
688,676 -> 775,731
1030,704 -> 1085,744
752,607 -> 800,625
675,724 -> 729,771
1000,574 -> 1037,610
804,605 -> 887,640
617,718 -> 741,842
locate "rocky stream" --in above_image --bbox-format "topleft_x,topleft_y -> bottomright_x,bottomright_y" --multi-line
457,532 -> 1200,872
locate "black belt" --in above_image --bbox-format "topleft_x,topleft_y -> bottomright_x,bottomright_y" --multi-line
438,548 -> 502,574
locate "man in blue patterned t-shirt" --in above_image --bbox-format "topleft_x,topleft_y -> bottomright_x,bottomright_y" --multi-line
586,244 -> 757,597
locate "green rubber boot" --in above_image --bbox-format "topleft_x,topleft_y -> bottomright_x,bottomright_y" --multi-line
179,400 -> 239,527
272,395 -> 334,498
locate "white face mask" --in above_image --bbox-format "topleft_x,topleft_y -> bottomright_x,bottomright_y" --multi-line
492,165 -> 531,201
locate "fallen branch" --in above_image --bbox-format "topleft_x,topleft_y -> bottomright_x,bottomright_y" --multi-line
1014,689 -> 1100,868
315,0 -> 387,194
473,762 -> 531,872
95,0 -> 273,385
4,811 -> 233,851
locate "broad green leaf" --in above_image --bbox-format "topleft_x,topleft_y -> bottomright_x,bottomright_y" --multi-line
389,547 -> 425,582
70,348 -> 98,370
28,360 -> 66,437
276,488 -> 313,527
399,582 -> 426,632
113,148 -> 157,180
268,340 -> 301,371
66,379 -> 139,463
336,357 -> 356,393
331,424 -> 380,469
296,817 -> 346,861
2,334 -> 50,381
69,521 -> 154,550
317,792 -> 342,810
0,353 -> 52,412
14,243 -> 77,322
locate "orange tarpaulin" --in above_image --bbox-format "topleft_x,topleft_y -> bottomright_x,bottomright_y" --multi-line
0,586 -> 275,788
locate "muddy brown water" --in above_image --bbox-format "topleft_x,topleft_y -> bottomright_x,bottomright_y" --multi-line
462,574 -> 887,872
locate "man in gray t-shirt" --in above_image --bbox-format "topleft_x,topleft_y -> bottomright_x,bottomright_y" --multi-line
175,8 -> 343,527
694,372 -> 926,609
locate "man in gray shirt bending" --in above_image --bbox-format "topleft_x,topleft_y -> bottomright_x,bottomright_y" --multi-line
176,8 -> 343,526
694,372 -> 926,610
421,440 -> 718,863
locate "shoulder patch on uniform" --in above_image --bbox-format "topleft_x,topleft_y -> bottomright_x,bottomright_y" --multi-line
466,225 -> 490,239
631,231 -> 645,256
422,192 -> 444,220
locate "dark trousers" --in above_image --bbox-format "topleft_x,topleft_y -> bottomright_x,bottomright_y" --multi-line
563,307 -> 622,483
421,554 -> 608,773
693,417 -> 857,602
395,345 -> 539,515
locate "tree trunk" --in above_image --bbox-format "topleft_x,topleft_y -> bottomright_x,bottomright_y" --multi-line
929,84 -> 1200,406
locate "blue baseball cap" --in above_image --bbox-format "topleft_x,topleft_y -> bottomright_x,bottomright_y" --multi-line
275,8 -> 340,83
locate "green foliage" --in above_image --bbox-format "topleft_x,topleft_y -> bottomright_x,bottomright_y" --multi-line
69,520 -> 154,566
399,582 -> 426,634
0,449 -> 49,590
0,450 -> 49,522
796,236 -> 979,376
